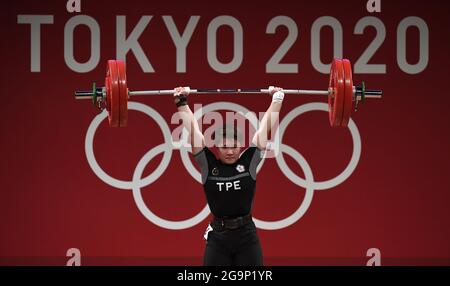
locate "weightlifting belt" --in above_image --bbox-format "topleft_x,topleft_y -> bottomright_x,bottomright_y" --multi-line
212,214 -> 252,230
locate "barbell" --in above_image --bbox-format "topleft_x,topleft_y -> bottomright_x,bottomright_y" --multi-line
74,59 -> 382,127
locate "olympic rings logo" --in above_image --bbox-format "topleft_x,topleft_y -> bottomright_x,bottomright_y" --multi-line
85,101 -> 361,230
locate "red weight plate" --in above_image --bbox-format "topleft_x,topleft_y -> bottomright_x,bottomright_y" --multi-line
328,59 -> 345,127
116,60 -> 128,127
106,60 -> 120,127
340,59 -> 354,127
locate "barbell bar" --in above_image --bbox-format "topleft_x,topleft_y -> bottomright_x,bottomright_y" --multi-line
74,59 -> 382,127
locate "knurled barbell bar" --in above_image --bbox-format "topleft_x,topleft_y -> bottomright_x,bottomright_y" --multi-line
74,58 -> 382,127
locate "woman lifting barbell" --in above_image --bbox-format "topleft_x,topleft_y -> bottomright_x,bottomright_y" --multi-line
173,85 -> 285,266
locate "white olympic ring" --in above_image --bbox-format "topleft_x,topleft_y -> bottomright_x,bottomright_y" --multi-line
85,101 -> 361,230
275,103 -> 361,191
85,102 -> 173,190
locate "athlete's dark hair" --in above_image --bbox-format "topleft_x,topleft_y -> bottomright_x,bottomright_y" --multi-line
213,124 -> 243,146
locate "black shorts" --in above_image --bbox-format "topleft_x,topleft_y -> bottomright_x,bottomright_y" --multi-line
203,220 -> 263,266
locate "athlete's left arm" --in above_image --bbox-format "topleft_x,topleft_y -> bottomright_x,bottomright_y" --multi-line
252,86 -> 284,150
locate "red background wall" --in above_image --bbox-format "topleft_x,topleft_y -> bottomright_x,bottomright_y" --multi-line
0,0 -> 449,265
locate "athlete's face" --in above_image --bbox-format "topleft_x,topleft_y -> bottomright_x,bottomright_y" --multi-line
217,138 -> 242,165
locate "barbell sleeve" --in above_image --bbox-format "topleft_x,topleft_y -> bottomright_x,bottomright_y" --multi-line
363,90 -> 383,97
74,88 -> 103,99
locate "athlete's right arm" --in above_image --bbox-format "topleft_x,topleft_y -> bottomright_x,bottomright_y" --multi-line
174,87 -> 205,155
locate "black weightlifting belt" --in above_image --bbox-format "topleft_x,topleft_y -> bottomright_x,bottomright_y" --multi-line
212,214 -> 252,230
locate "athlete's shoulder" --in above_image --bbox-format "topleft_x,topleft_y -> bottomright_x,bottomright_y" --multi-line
239,145 -> 264,180
239,144 -> 263,164
193,147 -> 218,185
194,146 -> 217,162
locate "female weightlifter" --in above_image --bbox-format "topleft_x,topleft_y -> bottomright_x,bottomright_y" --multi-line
173,86 -> 284,266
